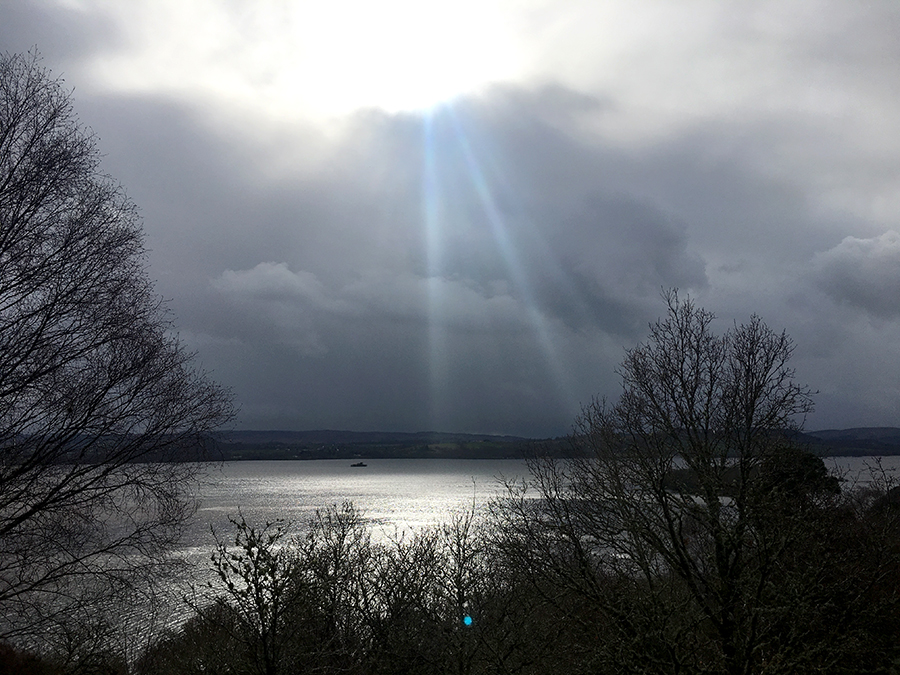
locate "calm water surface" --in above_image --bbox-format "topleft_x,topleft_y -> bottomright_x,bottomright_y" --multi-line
184,459 -> 530,554
824,455 -> 900,486
182,455 -> 900,556
153,455 -> 900,633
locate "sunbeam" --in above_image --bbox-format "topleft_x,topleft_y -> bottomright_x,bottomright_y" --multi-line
421,112 -> 451,428
449,111 -> 578,410
420,104 -> 580,426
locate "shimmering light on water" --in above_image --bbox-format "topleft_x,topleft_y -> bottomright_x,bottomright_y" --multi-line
151,459 -> 528,635
156,455 -> 898,636
179,455 -> 900,564
185,459 -> 529,554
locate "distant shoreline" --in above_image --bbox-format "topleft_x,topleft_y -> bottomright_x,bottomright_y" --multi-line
212,427 -> 900,461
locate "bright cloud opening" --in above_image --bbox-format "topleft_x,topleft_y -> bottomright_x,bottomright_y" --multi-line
77,0 -> 523,119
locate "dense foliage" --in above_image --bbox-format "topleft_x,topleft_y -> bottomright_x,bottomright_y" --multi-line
4,469 -> 900,675
119,475 -> 898,675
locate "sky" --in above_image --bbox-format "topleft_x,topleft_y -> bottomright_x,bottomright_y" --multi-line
2,0 -> 900,437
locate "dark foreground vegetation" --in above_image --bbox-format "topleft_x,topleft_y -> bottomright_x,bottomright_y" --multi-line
6,466 -> 900,675
142,468 -> 900,675
0,49 -> 233,660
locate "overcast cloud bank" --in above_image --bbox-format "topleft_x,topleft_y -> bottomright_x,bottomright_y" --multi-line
3,1 -> 899,435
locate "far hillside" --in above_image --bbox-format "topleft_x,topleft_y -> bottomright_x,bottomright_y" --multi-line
212,429 -> 564,460
804,427 -> 900,456
210,428 -> 900,460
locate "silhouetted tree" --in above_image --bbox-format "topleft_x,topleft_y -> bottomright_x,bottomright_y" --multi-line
155,501 -> 570,675
198,517 -> 301,675
490,291 -> 900,673
0,51 -> 233,644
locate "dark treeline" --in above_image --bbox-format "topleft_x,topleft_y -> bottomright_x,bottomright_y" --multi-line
210,427 -> 900,462
211,434 -> 550,461
11,426 -> 900,465
5,449 -> 900,675
138,463 -> 900,675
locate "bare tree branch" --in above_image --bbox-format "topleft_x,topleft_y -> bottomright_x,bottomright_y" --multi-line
0,50 -> 234,644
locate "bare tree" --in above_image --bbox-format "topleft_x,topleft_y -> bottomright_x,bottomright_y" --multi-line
492,291 -> 847,674
201,517 -> 301,675
0,51 -> 233,643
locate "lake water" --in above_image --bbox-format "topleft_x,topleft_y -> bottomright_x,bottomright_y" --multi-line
181,455 -> 900,558
183,458 -> 531,556
146,459 -> 531,633
824,455 -> 900,482
141,455 -> 898,635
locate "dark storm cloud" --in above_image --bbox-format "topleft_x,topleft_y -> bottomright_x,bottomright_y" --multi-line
196,88 -> 713,339
0,76 -> 870,434
128,85 -> 715,434
7,83 -> 882,434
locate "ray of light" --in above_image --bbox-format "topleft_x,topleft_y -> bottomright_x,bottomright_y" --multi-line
450,112 -> 577,407
419,104 -> 579,423
421,111 -> 451,429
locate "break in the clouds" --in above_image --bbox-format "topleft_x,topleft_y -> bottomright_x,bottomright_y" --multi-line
2,0 -> 900,435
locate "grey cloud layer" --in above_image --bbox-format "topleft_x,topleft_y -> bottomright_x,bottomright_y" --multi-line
813,232 -> 900,319
3,2 -> 900,434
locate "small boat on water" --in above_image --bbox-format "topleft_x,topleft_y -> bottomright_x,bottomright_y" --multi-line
350,461 -> 367,467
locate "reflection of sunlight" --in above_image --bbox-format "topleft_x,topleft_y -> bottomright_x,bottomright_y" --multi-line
84,0 -> 522,119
